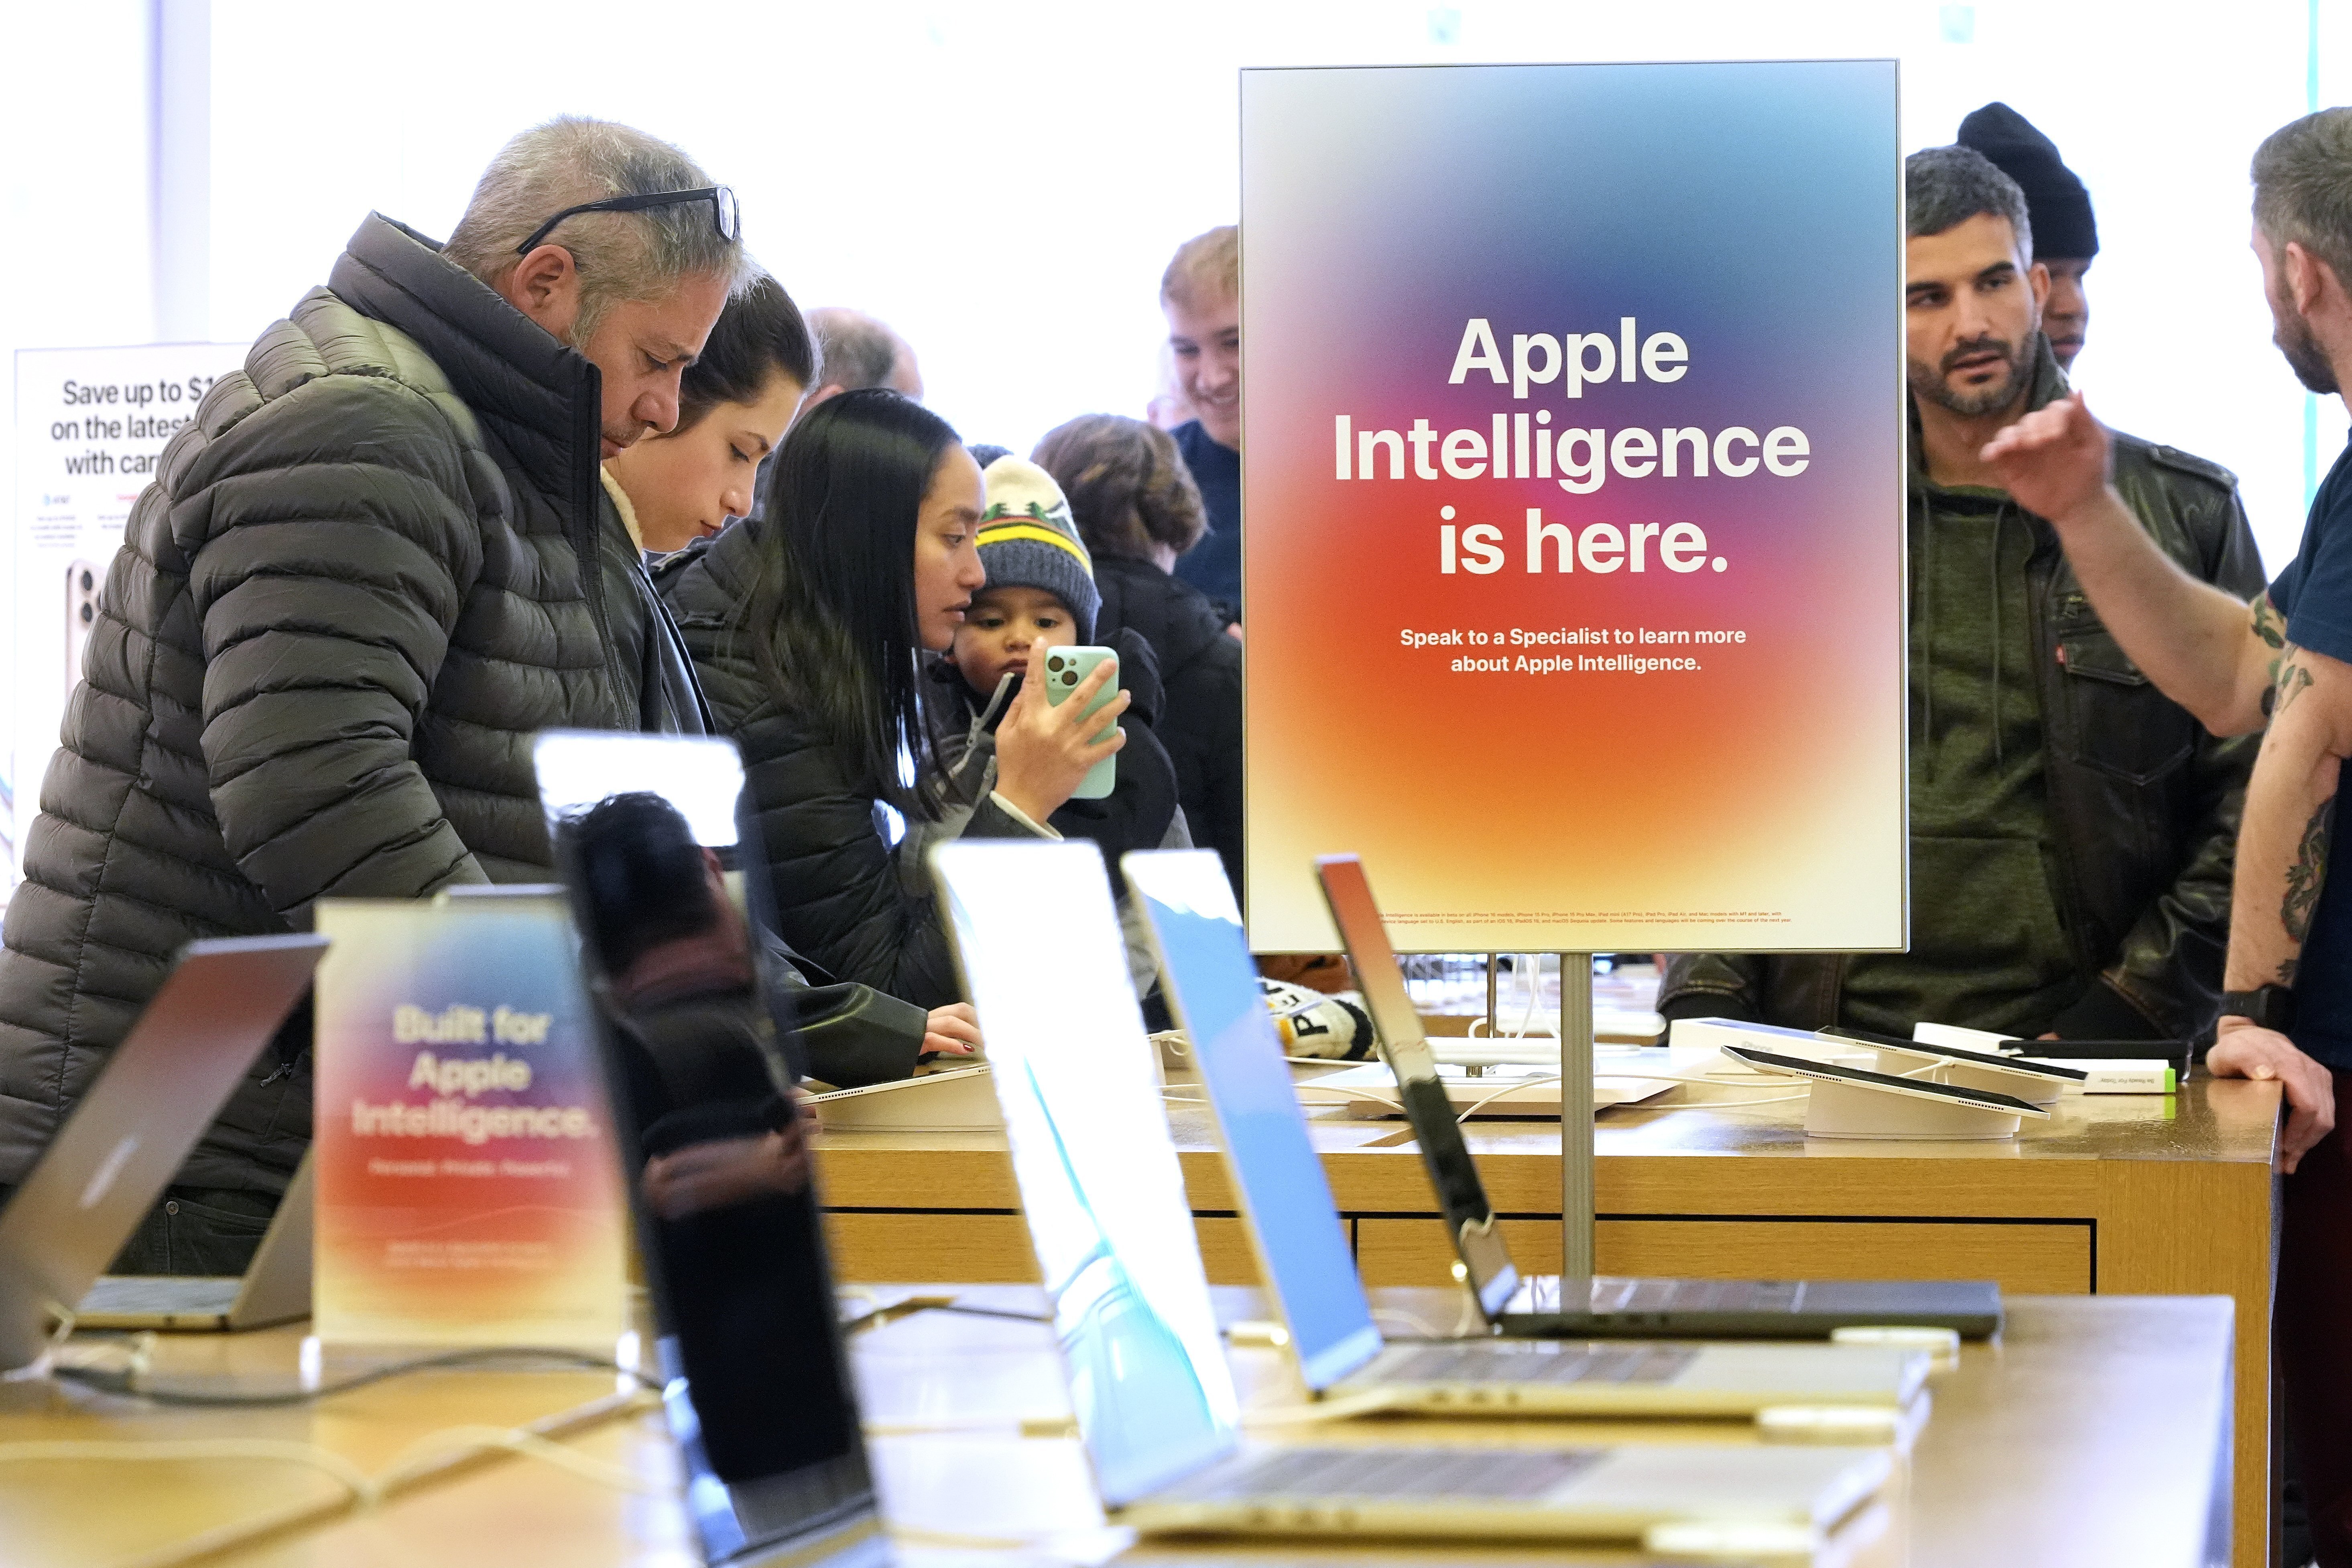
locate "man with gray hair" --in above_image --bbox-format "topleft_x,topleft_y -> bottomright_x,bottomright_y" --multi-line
806,307 -> 923,404
1665,146 -> 2259,1063
0,116 -> 743,1269
1988,106 -> 2352,1565
738,307 -> 920,519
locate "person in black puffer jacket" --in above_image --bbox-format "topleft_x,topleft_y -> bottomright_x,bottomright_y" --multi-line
1034,416 -> 1244,894
657,392 -> 1128,1009
0,118 -> 742,1269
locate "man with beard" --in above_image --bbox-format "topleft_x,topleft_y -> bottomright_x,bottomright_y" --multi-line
1984,107 -> 2352,1565
1663,146 -> 2260,1055
0,117 -> 742,1273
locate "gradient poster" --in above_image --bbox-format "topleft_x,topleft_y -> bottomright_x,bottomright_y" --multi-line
313,896 -> 626,1348
1241,61 -> 1904,954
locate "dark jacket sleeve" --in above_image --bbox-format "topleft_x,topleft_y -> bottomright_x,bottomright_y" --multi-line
736,699 -> 1041,1010
1658,953 -> 1765,1022
1182,637 -> 1248,898
755,936 -> 929,1088
2076,480 -> 2267,1041
793,982 -> 932,1088
183,373 -> 488,912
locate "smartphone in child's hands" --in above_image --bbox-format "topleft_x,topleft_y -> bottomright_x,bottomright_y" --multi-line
1043,645 -> 1119,800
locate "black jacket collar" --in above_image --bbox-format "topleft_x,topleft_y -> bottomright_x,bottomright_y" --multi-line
327,213 -> 602,519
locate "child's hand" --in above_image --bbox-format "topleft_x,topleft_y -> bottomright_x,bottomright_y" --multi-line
923,1003 -> 982,1056
992,641 -> 1126,823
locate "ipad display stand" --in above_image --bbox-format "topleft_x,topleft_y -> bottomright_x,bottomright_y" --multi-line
1803,1076 -> 2027,1140
1722,1046 -> 2049,1141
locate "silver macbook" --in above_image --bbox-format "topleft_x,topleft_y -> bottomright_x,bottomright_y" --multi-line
931,839 -> 1891,1543
73,1152 -> 315,1332
1315,853 -> 2004,1340
1124,848 -> 1927,1417
0,934 -> 328,1370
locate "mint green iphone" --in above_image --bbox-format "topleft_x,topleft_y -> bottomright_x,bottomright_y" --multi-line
1043,645 -> 1119,800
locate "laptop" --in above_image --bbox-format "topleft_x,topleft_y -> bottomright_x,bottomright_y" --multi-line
1124,848 -> 1929,1417
0,934 -> 328,1371
73,1151 -> 315,1331
1313,854 -> 2005,1341
537,731 -> 893,1568
931,839 -> 1892,1543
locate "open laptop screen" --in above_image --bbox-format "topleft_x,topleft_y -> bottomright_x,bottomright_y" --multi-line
932,839 -> 1240,1507
1125,851 -> 1382,1392
1315,854 -> 1521,1319
0,935 -> 326,1371
537,732 -> 886,1568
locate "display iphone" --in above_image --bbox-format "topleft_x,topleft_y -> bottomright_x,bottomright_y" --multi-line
65,561 -> 100,700
1044,644 -> 1119,799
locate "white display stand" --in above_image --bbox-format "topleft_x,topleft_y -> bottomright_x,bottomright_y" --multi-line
809,1067 -> 1001,1133
1805,1078 -> 2028,1141
1722,1045 -> 2051,1142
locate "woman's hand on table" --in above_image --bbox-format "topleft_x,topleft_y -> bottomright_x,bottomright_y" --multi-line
923,1002 -> 982,1058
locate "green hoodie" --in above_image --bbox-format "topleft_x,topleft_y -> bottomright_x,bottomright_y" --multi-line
1841,348 -> 2081,1038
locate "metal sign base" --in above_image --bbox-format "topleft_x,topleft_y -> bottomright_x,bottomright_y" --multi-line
1559,953 -> 1595,1284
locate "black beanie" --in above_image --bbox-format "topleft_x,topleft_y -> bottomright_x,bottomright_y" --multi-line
1958,102 -> 2097,260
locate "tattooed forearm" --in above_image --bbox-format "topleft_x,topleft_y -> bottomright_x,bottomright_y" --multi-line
2254,595 -> 2287,650
2283,795 -> 2334,952
2258,599 -> 2291,718
2278,650 -> 2318,717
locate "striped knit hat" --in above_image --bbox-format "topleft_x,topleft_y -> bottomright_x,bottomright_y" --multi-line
976,455 -> 1100,642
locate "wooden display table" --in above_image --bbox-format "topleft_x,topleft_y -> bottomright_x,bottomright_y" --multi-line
814,1072 -> 2283,1566
0,1293 -> 2234,1567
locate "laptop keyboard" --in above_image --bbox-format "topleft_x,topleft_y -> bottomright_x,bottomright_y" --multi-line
1164,1446 -> 1603,1503
77,1276 -> 240,1316
1376,1342 -> 1699,1385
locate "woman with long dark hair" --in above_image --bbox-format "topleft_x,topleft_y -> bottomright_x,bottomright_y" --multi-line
658,389 -> 1124,1009
604,272 -> 816,555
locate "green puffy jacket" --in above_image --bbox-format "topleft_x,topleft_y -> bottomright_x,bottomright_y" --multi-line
0,214 -> 702,1194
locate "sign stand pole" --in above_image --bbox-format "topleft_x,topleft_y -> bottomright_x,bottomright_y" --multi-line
1559,953 -> 1596,1283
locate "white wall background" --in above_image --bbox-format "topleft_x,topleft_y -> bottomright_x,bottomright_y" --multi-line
7,0 -> 2350,573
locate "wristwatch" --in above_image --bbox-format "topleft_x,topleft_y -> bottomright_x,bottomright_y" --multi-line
2220,985 -> 2297,1033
